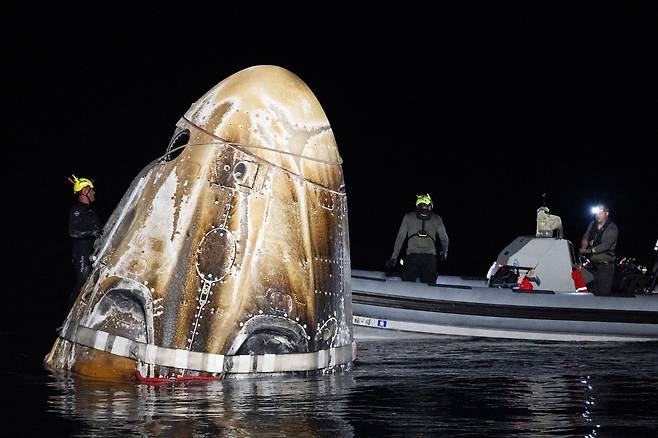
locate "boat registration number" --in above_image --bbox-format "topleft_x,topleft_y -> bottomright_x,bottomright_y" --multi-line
353,316 -> 388,328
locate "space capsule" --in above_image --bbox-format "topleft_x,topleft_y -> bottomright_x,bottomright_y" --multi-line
45,65 -> 355,380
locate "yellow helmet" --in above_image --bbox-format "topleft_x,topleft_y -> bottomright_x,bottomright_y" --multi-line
415,193 -> 432,207
69,174 -> 95,193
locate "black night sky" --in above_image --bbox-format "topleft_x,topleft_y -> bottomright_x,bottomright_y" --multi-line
6,3 -> 657,322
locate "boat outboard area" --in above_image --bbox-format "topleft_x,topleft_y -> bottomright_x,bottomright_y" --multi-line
352,206 -> 658,342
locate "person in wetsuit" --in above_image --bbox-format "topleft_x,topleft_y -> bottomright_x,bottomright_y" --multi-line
386,194 -> 449,284
68,175 -> 102,307
579,203 -> 618,295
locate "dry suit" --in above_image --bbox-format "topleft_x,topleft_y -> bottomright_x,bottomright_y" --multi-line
69,201 -> 101,306
582,219 -> 618,295
391,211 -> 449,284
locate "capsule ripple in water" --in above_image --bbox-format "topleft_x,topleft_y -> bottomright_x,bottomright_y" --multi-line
45,65 -> 355,380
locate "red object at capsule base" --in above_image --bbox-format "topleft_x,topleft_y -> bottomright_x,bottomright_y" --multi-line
135,370 -> 222,384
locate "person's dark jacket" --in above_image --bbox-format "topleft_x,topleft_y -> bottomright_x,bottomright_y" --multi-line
582,220 -> 618,264
391,211 -> 449,259
69,201 -> 101,259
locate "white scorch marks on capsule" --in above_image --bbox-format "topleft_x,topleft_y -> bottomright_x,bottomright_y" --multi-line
45,65 -> 354,379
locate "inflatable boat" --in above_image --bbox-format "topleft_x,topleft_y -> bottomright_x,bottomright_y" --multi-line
352,207 -> 658,342
351,270 -> 657,342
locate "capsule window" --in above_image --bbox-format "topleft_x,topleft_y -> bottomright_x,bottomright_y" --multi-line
233,162 -> 247,182
163,128 -> 190,162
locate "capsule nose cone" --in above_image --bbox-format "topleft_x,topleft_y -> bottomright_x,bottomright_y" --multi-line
183,65 -> 343,191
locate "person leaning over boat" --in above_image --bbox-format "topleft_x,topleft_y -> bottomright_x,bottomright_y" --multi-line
579,204 -> 618,295
386,194 -> 449,284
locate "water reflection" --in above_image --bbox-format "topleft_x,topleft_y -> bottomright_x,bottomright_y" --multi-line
580,375 -> 600,438
31,337 -> 658,437
47,370 -> 356,437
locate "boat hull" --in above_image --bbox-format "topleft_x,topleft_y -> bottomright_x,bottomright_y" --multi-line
352,270 -> 658,342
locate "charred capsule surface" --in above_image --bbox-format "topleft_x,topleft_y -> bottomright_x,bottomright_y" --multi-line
45,65 -> 354,380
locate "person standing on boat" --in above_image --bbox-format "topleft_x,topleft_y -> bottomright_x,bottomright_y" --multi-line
386,194 -> 449,284
579,204 -> 618,295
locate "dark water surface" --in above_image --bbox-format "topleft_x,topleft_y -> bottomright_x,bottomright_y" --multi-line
2,328 -> 657,437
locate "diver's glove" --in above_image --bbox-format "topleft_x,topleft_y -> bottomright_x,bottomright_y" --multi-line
578,248 -> 592,256
385,258 -> 397,269
439,250 -> 447,261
